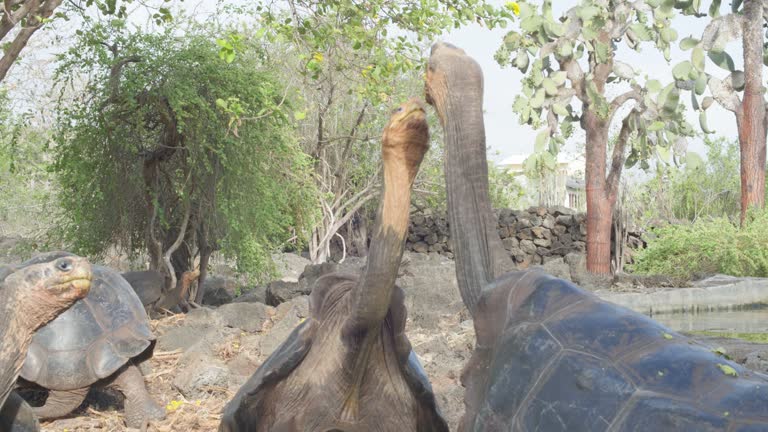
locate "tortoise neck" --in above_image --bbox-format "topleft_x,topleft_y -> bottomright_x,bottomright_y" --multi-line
430,60 -> 512,316
349,154 -> 416,331
0,292 -> 34,408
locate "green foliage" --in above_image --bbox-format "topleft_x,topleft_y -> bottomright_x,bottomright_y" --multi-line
500,0 -> 694,168
631,209 -> 768,279
52,21 -> 315,280
674,0 -> 768,123
414,139 -> 525,213
229,0 -> 515,261
488,163 -> 525,209
636,137 -> 764,222
0,91 -> 59,239
254,0 -> 513,104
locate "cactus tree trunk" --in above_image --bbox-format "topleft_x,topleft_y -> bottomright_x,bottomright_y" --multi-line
737,0 -> 767,224
584,110 -> 616,275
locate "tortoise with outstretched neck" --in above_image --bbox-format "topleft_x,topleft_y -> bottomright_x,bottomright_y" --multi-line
13,251 -> 165,428
0,255 -> 92,432
220,98 -> 448,431
426,41 -> 768,432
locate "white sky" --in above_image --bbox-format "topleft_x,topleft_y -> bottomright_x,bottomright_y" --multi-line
441,1 -> 745,163
4,0 -> 753,167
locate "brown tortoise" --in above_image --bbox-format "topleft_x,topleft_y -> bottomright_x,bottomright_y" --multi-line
426,41 -> 768,432
220,98 -> 448,431
13,251 -> 165,428
0,255 -> 92,432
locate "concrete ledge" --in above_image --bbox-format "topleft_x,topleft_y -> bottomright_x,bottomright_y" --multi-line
596,276 -> 768,315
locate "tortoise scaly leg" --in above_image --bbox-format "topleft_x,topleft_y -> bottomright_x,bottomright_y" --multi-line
31,387 -> 88,420
0,391 -> 39,432
110,362 -> 164,428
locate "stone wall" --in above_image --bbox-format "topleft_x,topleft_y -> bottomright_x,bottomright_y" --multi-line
405,206 -> 641,267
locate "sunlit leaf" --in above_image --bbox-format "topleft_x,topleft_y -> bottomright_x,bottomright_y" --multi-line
534,129 -> 549,152
679,37 -> 700,50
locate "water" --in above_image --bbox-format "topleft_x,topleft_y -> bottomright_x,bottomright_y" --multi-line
653,308 -> 768,334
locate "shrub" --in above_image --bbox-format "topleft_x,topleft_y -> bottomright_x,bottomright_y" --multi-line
631,209 -> 768,279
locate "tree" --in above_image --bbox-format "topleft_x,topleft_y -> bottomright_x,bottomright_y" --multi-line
0,0 -> 174,83
0,0 -> 62,82
496,0 -> 694,274
638,137 -> 739,222
249,0 -> 514,263
0,92 -> 58,240
673,0 -> 767,224
52,21 -> 315,306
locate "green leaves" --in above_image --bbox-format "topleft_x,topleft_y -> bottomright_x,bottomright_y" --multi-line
708,51 -> 735,71
648,121 -> 666,131
577,5 -> 602,21
520,15 -> 543,32
679,37 -> 700,50
659,27 -> 678,43
691,47 -> 705,71
586,80 -> 609,119
514,49 -> 530,72
708,0 -> 722,17
686,151 -> 704,170
534,129 -> 549,152
629,23 -> 653,41
216,33 -> 244,64
53,24 -> 316,280
672,61 -> 693,80
498,0 -> 698,195
646,79 -> 662,93
594,41 -> 611,63
542,78 -> 558,96
530,88 -> 546,109
552,103 -> 569,116
613,61 -> 636,80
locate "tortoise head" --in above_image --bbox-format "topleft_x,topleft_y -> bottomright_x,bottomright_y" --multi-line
381,98 -> 429,178
4,256 -> 92,329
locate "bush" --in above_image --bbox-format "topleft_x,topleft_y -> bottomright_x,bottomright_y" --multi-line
635,137 -> 768,224
631,209 -> 768,279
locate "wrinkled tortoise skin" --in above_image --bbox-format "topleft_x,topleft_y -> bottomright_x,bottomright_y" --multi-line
220,273 -> 448,431
461,270 -> 768,432
18,252 -> 154,390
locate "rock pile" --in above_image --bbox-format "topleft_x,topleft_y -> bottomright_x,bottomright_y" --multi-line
405,206 -> 586,265
404,206 -> 643,267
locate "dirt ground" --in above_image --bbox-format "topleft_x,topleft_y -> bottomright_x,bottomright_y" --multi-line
38,306 -> 474,431
23,252 -> 768,431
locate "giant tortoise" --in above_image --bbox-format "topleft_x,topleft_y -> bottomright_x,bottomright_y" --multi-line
220,98 -> 448,431
426,41 -> 768,431
0,255 -> 92,431
14,251 -> 165,428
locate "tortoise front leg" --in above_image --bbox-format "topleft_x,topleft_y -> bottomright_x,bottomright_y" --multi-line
0,391 -> 39,432
109,362 -> 165,428
31,387 -> 88,420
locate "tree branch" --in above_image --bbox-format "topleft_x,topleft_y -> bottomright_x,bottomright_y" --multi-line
100,55 -> 142,110
606,111 -> 636,201
162,196 -> 192,298
607,89 -> 642,126
0,0 -> 37,41
559,57 -> 586,102
0,0 -> 62,83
